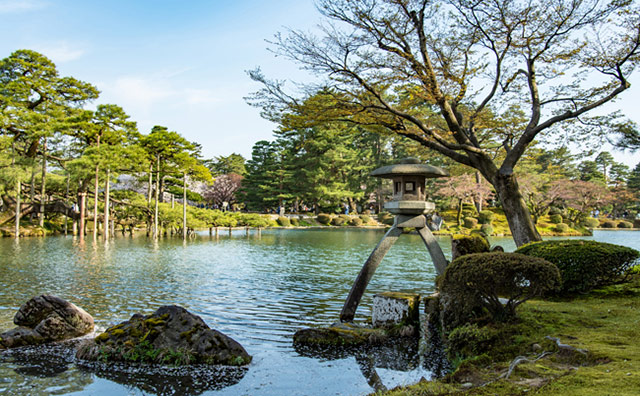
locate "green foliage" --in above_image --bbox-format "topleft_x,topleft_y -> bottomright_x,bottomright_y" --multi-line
290,217 -> 300,226
516,240 -> 640,294
554,223 -> 570,233
550,214 -> 563,224
447,324 -> 498,359
463,217 -> 478,228
330,216 -> 346,226
276,216 -> 291,227
317,213 -> 332,225
478,210 -> 495,224
441,252 -> 561,324
617,220 -> 632,229
480,223 -> 494,236
451,234 -> 490,260
349,217 -> 363,226
601,219 -> 617,228
582,217 -> 600,228
359,214 -> 372,224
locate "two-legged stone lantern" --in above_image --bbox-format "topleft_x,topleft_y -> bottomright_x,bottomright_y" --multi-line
340,158 -> 449,322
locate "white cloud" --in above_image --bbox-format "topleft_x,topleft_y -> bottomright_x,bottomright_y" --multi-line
0,0 -> 46,14
30,42 -> 85,63
184,88 -> 221,105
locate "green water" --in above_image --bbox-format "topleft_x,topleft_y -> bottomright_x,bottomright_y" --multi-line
0,229 -> 637,395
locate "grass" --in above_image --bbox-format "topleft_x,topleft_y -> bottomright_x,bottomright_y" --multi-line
378,276 -> 640,396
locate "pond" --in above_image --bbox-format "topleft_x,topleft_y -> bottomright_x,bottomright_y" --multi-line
0,229 -> 638,395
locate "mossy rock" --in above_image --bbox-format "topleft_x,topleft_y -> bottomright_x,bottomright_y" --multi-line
293,322 -> 395,349
77,305 -> 251,366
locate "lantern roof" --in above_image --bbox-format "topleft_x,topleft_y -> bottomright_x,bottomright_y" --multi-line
370,157 -> 449,179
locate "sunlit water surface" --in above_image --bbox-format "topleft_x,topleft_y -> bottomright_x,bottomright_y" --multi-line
0,229 -> 638,395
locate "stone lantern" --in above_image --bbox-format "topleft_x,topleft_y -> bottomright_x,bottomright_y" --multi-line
340,158 -> 450,323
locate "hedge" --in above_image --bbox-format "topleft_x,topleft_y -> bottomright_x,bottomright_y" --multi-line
515,240 -> 640,294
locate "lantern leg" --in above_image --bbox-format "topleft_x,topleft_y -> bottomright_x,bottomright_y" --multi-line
417,226 -> 448,275
340,226 -> 403,322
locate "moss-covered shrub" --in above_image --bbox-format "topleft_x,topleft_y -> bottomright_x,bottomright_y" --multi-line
290,218 -> 300,226
515,240 -> 640,294
317,213 -> 332,225
331,216 -> 346,226
359,214 -> 372,224
553,223 -> 569,233
480,223 -> 494,236
478,210 -> 495,225
349,217 -> 363,226
378,212 -> 393,223
276,216 -> 291,227
440,252 -> 561,325
618,221 -> 633,229
549,214 -> 563,224
451,234 -> 490,261
463,217 -> 478,228
548,207 -> 563,216
601,219 -> 616,228
582,217 -> 600,228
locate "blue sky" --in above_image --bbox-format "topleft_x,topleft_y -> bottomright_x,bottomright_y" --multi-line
1,0 -> 638,167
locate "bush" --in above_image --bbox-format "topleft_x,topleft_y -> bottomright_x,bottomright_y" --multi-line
331,217 -> 346,226
276,216 -> 291,227
478,210 -> 495,224
549,214 -> 563,224
290,218 -> 300,226
440,252 -> 561,326
601,220 -> 617,228
349,217 -> 363,226
537,222 -> 551,229
463,217 -> 478,228
338,214 -> 350,222
480,223 -> 494,236
548,207 -> 563,216
451,234 -> 490,261
378,212 -> 394,225
359,215 -> 372,224
582,217 -> 600,228
618,221 -> 633,229
553,223 -> 569,233
317,213 -> 332,225
515,240 -> 640,294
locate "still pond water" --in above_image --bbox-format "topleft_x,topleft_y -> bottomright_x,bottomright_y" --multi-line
0,229 -> 638,396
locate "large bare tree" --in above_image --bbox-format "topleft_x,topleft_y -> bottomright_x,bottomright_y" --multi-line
248,0 -> 640,246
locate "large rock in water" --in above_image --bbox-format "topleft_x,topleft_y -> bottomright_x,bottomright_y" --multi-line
76,305 -> 251,366
0,295 -> 94,348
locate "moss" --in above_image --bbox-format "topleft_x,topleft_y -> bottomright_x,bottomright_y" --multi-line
95,332 -> 110,343
180,326 -> 199,341
144,317 -> 166,327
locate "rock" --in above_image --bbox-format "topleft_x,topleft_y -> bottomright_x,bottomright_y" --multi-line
372,292 -> 420,328
0,295 -> 94,349
76,305 -> 251,366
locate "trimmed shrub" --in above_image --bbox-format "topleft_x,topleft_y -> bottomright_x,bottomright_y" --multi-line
549,214 -> 563,224
463,217 -> 478,228
480,223 -> 494,236
548,207 -> 563,216
349,217 -> 363,226
290,218 -> 300,226
582,217 -> 600,228
618,221 -> 633,229
317,213 -> 332,225
331,216 -> 346,226
537,222 -> 551,229
440,252 -> 561,326
276,216 -> 291,227
359,215 -> 372,224
378,212 -> 394,225
451,234 -> 490,261
601,220 -> 617,228
516,240 -> 640,294
478,210 -> 495,225
553,223 -> 569,233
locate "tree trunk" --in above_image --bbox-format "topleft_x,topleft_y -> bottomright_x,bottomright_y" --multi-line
474,171 -> 483,213
103,168 -> 110,241
64,174 -> 69,235
29,166 -> 35,221
183,171 -> 187,241
15,179 -> 21,239
147,164 -> 153,205
78,192 -> 86,241
153,155 -> 160,239
93,165 -> 99,239
39,138 -> 47,227
492,173 -> 541,247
